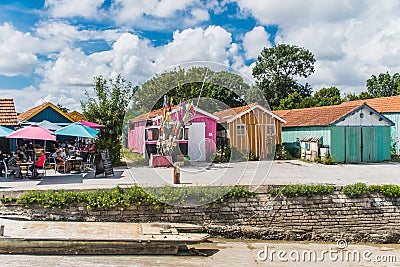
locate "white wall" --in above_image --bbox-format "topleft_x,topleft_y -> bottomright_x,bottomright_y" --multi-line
335,108 -> 390,126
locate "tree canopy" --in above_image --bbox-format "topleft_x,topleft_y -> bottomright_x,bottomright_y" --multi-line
133,66 -> 252,113
81,74 -> 134,164
366,72 -> 400,97
252,44 -> 316,108
277,87 -> 341,110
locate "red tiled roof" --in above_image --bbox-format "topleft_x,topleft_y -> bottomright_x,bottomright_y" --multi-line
272,102 -> 366,127
0,99 -> 18,126
340,95 -> 400,113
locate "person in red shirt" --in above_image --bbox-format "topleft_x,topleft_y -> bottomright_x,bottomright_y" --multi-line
89,142 -> 96,154
30,150 -> 46,177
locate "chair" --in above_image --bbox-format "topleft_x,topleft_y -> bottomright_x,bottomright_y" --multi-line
3,161 -> 13,178
82,154 -> 93,171
55,159 -> 67,173
35,159 -> 47,177
47,156 -> 57,173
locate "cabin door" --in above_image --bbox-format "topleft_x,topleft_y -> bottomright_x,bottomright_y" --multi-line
188,122 -> 206,161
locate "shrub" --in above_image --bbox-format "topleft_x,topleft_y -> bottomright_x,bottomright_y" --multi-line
368,184 -> 400,198
0,185 -> 255,209
274,144 -> 292,160
342,183 -> 368,198
268,184 -> 334,197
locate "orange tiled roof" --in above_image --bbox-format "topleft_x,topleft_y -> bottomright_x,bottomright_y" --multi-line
130,105 -> 179,122
214,103 -> 258,123
17,102 -> 48,121
273,102 -> 366,127
340,95 -> 400,113
130,104 -> 219,122
0,99 -> 18,126
18,102 -> 74,122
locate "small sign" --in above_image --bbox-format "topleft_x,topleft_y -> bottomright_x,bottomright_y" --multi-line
95,149 -> 114,177
261,206 -> 273,211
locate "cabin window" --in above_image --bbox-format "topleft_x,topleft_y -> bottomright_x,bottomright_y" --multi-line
129,122 -> 135,130
236,124 -> 246,136
176,127 -> 189,140
146,128 -> 160,141
266,124 -> 276,136
184,127 -> 189,140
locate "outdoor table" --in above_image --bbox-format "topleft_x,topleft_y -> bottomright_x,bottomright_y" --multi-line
68,157 -> 83,174
17,161 -> 34,178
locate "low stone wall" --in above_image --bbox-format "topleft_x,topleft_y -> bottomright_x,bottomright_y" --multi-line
0,188 -> 399,243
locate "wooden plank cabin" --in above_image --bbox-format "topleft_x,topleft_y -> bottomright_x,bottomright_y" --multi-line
128,104 -> 218,162
214,103 -> 285,160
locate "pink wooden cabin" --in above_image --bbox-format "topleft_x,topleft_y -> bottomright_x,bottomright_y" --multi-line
128,105 -> 218,162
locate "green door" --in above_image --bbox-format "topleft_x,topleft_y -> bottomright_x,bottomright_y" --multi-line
362,127 -> 378,162
345,127 -> 361,163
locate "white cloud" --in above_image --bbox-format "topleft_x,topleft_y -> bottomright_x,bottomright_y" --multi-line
235,0 -> 400,93
235,0 -> 364,28
111,0 -> 209,30
44,0 -> 106,19
155,26 -> 232,70
242,26 -> 271,60
0,23 -> 39,76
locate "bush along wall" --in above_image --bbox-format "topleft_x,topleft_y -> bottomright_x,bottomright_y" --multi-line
0,184 -> 400,243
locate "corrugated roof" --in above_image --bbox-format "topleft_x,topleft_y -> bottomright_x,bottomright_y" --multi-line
272,103 -> 366,127
341,95 -> 400,113
214,103 -> 285,123
300,136 -> 322,142
0,99 -> 18,126
18,102 -> 74,122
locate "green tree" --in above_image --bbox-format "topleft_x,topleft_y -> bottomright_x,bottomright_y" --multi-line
56,103 -> 69,113
366,72 -> 400,97
252,44 -> 316,108
277,92 -> 303,110
134,67 -> 250,112
343,91 -> 372,101
314,87 -> 342,107
81,75 -> 134,165
277,92 -> 317,110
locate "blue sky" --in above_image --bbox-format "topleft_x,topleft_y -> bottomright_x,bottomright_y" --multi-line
1,0 -> 400,112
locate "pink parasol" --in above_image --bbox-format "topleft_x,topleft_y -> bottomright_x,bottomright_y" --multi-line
6,125 -> 56,141
77,120 -> 105,128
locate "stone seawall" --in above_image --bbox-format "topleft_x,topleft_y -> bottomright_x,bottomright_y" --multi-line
0,189 -> 399,243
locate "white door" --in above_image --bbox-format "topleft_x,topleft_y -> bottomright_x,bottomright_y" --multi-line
188,122 -> 206,161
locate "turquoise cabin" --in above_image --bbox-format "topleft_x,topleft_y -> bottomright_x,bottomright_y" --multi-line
274,103 -> 394,163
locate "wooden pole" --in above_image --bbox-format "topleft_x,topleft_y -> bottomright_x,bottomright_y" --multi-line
173,164 -> 180,184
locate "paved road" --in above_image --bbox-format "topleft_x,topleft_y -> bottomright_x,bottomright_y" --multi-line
0,160 -> 399,193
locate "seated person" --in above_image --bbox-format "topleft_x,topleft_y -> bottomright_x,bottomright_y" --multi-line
16,149 -> 27,162
29,150 -> 46,177
7,152 -> 22,179
54,149 -> 71,172
0,149 -> 4,176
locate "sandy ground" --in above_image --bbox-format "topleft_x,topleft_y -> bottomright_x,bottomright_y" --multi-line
0,239 -> 399,266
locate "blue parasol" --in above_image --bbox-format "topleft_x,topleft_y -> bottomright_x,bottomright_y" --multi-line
0,126 -> 14,138
52,122 -> 99,138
